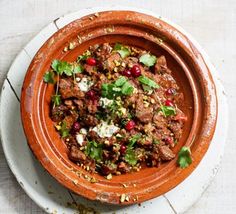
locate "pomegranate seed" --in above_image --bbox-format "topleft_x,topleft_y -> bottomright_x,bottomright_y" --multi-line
122,69 -> 132,77
86,90 -> 96,99
131,65 -> 141,77
165,100 -> 174,107
166,88 -> 176,96
120,145 -> 127,154
86,57 -> 96,66
72,122 -> 80,132
125,120 -> 135,131
165,137 -> 173,145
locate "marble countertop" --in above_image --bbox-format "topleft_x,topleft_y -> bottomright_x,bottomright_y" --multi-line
0,0 -> 235,213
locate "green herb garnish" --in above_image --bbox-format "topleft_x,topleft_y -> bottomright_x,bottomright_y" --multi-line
138,75 -> 159,89
153,139 -> 160,144
160,105 -> 176,117
124,149 -> 138,166
73,64 -> 83,74
101,76 -> 134,99
114,43 -> 130,58
128,134 -> 142,148
60,121 -> 69,138
139,53 -> 157,67
115,76 -> 127,86
43,71 -> 55,83
177,146 -> 192,168
52,94 -> 61,106
85,141 -> 102,162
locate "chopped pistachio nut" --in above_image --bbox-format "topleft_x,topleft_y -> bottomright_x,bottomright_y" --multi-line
122,183 -> 128,188
63,46 -> 68,52
150,98 -> 155,104
55,125 -> 61,130
69,42 -> 76,50
73,179 -> 79,185
106,173 -> 113,180
90,177 -> 97,183
120,194 -> 126,203
94,12 -> 99,17
125,195 -> 130,202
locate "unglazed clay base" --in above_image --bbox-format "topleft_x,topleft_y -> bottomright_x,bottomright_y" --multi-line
0,6 -> 228,214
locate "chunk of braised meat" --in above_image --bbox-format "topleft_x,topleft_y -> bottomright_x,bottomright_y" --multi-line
64,100 -> 73,107
84,64 -> 95,75
135,97 -> 153,123
95,43 -> 112,61
83,115 -> 99,126
68,146 -> 87,162
118,161 -> 131,173
153,113 -> 168,129
168,121 -> 183,141
124,93 -> 138,107
63,112 -> 78,129
154,55 -> 168,73
100,163 -> 117,176
73,99 -> 84,109
86,99 -> 98,114
158,145 -> 175,161
103,53 -> 121,72
146,151 -> 160,167
59,78 -> 85,99
124,57 -> 139,68
88,130 -> 101,141
51,105 -> 68,122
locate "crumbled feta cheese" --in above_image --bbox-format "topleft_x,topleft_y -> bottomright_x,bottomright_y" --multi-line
92,121 -> 120,138
99,97 -> 113,107
76,134 -> 84,145
77,77 -> 93,92
80,128 -> 88,135
75,77 -> 81,82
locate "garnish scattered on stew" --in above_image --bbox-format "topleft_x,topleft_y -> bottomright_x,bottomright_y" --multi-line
44,43 -> 190,177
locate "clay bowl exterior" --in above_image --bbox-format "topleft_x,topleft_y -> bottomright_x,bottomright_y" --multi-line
21,11 -> 217,205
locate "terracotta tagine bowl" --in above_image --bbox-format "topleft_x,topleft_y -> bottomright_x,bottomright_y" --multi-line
21,11 -> 217,205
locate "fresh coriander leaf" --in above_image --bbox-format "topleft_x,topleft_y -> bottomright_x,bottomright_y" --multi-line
128,134 -> 142,148
139,53 -> 157,67
125,149 -> 138,166
160,105 -> 176,117
121,82 -> 134,95
114,43 -> 122,50
113,43 -> 130,58
85,141 -> 102,162
177,146 -> 192,168
43,71 -> 55,83
138,75 -> 159,88
115,76 -> 127,86
51,60 -> 73,76
52,95 -> 61,106
60,121 -> 69,138
58,61 -> 73,76
153,139 -> 160,144
51,60 -> 60,72
73,64 -> 83,74
142,84 -> 153,92
117,48 -> 130,58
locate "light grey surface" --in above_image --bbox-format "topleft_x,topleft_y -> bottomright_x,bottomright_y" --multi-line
0,0 -> 235,213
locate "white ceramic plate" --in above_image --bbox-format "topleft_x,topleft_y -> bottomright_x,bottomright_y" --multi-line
0,6 -> 228,214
